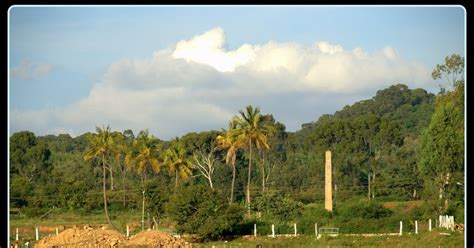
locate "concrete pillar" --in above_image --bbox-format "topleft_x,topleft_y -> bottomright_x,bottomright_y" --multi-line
325,150 -> 333,212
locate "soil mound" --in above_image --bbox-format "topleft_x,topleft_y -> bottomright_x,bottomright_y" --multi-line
126,230 -> 192,247
35,226 -> 124,247
35,226 -> 192,247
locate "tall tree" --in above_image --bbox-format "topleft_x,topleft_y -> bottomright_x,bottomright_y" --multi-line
193,145 -> 218,189
84,125 -> 116,228
164,138 -> 195,189
238,105 -> 271,209
418,54 -> 464,213
125,129 -> 161,230
216,117 -> 243,203
432,54 -> 465,92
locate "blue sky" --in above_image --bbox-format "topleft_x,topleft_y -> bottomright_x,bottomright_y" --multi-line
8,6 -> 465,139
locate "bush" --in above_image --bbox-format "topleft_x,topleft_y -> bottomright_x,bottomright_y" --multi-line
252,191 -> 304,221
166,185 -> 245,241
297,204 -> 334,235
22,207 -> 48,218
339,199 -> 392,220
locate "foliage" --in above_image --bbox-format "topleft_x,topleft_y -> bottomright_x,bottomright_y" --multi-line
417,54 -> 464,214
166,185 -> 245,240
252,191 -> 304,221
338,198 -> 392,220
163,138 -> 195,187
8,57 -> 464,242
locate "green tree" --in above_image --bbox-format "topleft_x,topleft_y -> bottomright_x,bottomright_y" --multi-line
166,185 -> 245,241
164,138 -> 195,189
418,54 -> 464,213
237,105 -> 271,208
216,117 -> 243,203
125,129 -> 161,230
432,54 -> 465,92
83,125 -> 115,228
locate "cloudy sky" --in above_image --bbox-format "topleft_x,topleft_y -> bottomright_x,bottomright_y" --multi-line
8,6 -> 465,140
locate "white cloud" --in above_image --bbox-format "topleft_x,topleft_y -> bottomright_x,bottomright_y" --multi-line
10,27 -> 433,139
172,27 -> 256,72
316,41 -> 343,54
11,60 -> 53,80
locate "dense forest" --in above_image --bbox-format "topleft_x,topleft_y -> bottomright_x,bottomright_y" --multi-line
9,54 -> 464,240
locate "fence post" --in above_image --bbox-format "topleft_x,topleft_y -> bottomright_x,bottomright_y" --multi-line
429,219 -> 432,231
56,227 -> 59,235
271,224 -> 275,238
35,227 -> 39,240
254,223 -> 257,237
15,228 -> 18,241
415,220 -> 418,234
126,225 -> 130,237
399,221 -> 403,236
294,223 -> 297,236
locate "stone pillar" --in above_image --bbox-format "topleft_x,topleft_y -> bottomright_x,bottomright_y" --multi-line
325,150 -> 333,212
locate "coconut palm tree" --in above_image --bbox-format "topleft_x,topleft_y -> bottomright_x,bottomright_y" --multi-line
84,125 -> 115,228
216,117 -> 243,203
125,129 -> 161,231
238,105 -> 271,208
164,139 -> 194,189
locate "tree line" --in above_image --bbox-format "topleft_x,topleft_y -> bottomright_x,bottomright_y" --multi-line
9,54 -> 464,237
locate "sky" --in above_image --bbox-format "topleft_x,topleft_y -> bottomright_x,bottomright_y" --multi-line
8,5 -> 465,140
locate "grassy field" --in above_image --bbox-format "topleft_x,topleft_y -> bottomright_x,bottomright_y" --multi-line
195,231 -> 464,247
9,207 -> 464,247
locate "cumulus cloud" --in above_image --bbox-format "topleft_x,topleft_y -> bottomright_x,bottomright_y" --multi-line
10,27 -> 433,139
172,27 -> 256,72
11,60 -> 53,80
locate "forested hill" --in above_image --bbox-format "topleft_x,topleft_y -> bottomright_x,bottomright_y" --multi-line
275,84 -> 436,200
299,84 -> 435,136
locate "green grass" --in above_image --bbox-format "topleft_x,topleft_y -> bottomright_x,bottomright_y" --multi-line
194,230 -> 464,247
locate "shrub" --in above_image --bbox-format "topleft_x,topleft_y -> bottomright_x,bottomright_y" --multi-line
339,199 -> 392,220
22,207 -> 48,218
166,185 -> 245,241
297,204 -> 335,235
252,191 -> 304,221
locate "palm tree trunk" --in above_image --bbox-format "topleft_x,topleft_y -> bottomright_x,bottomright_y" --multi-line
368,169 -> 371,200
102,156 -> 112,227
110,165 -> 114,190
247,140 -> 252,216
141,173 -> 145,231
230,162 -> 236,203
142,190 -> 145,231
122,165 -> 126,208
262,155 -> 265,192
175,169 -> 179,188
372,172 -> 375,199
